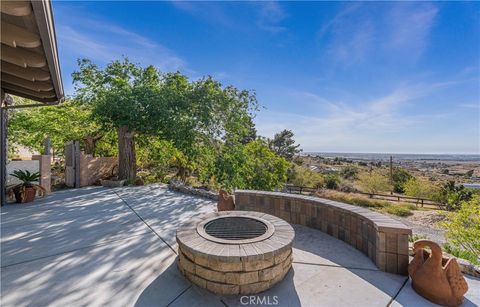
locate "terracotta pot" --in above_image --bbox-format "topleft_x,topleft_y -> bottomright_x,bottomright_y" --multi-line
23,187 -> 36,203
13,187 -> 23,203
408,240 -> 468,306
218,189 -> 235,211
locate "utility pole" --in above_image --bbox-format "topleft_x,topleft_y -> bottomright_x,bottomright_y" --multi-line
390,155 -> 393,195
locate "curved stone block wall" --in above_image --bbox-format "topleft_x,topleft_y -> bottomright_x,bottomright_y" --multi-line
234,190 -> 412,275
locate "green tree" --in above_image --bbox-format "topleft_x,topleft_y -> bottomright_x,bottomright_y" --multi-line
358,171 -> 390,194
8,99 -> 102,157
214,143 -> 247,191
440,196 -> 480,259
73,58 -> 259,182
340,165 -> 358,180
289,166 -> 324,188
404,177 -> 439,200
73,58 -> 162,181
153,74 -> 259,180
237,116 -> 257,145
242,140 -> 289,190
324,174 -> 340,190
215,140 -> 289,192
136,136 -> 180,183
268,129 -> 301,161
194,145 -> 217,185
391,167 -> 413,193
438,181 -> 473,211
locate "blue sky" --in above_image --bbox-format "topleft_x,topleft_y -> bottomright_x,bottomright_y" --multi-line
53,1 -> 480,154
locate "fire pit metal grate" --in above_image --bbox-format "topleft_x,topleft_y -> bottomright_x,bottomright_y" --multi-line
204,217 -> 267,240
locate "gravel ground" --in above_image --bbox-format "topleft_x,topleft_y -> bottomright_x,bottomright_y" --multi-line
388,210 -> 447,244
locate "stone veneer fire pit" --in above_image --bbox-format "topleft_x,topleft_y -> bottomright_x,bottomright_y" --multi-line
176,211 -> 295,295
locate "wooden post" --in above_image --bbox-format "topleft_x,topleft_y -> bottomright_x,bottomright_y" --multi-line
0,91 -> 7,206
32,155 -> 51,194
64,140 -> 80,188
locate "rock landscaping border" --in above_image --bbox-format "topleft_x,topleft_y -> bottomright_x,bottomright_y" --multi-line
168,180 -> 218,200
455,258 -> 480,278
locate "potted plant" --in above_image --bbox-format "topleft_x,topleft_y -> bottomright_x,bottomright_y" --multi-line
7,170 -> 46,203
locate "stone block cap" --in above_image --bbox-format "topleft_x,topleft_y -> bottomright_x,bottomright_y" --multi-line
235,190 -> 412,235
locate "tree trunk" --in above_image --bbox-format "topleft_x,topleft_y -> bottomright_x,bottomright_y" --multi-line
83,136 -> 96,156
117,125 -> 136,182
83,133 -> 103,157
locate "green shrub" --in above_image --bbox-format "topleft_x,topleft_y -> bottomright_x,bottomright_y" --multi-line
324,174 -> 340,190
437,181 -> 474,211
215,140 -> 289,192
443,243 -> 479,265
289,166 -> 324,188
351,197 -> 387,208
392,167 -> 412,193
137,137 -> 181,183
137,170 -> 168,184
404,177 -> 440,200
340,166 -> 358,180
338,181 -> 356,193
439,196 -> 480,258
358,171 -> 390,194
384,205 -> 414,217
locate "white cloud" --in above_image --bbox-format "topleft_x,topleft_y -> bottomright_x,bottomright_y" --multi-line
318,3 -> 375,65
57,13 -> 187,73
460,103 -> 480,109
319,3 -> 439,65
317,3 -> 361,39
256,1 -> 287,33
171,1 -> 288,33
327,20 -> 374,65
170,1 -> 234,28
385,3 -> 438,60
255,81 -> 471,153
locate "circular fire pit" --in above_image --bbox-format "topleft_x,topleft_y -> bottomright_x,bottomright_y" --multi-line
176,211 -> 295,295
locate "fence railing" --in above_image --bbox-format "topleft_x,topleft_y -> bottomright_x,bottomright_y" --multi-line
283,184 -> 445,210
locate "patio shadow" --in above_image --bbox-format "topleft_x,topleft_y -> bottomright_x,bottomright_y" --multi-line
292,224 -> 407,298
135,258 -> 301,307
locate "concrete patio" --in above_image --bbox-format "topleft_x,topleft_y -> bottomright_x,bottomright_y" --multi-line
1,185 -> 479,307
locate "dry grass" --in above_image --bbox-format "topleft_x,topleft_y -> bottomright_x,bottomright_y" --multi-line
315,190 -> 416,217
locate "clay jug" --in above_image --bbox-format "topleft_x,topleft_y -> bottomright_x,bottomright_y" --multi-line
408,240 -> 468,306
218,189 -> 235,211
